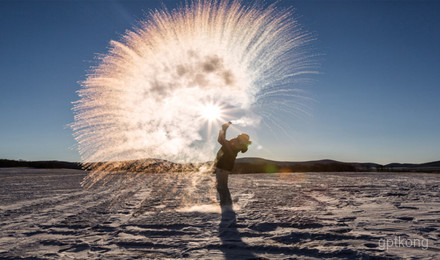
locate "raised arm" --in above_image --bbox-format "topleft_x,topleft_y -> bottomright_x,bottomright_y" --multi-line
218,122 -> 232,145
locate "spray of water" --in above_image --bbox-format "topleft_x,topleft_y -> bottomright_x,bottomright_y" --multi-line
72,0 -> 315,190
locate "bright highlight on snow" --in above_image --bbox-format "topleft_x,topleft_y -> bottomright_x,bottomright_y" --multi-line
72,0 -> 315,183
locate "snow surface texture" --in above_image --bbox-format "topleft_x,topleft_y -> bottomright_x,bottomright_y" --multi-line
1,168 -> 439,259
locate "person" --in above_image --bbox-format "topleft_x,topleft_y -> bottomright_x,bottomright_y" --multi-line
214,121 -> 251,212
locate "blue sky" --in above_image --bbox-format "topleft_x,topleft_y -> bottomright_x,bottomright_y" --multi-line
0,0 -> 439,164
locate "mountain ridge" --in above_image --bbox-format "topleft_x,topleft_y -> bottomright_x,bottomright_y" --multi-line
1,158 -> 439,173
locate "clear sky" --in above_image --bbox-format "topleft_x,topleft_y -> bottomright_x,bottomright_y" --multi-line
1,0 -> 439,164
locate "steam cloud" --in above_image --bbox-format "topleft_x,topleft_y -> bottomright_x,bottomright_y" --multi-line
72,0 -> 315,184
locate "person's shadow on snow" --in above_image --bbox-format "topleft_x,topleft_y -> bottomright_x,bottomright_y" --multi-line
218,208 -> 257,259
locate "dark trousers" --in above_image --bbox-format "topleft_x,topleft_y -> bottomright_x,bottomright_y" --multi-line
215,168 -> 232,207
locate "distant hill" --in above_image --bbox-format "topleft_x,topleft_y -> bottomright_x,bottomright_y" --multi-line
0,159 -> 81,170
384,160 -> 440,173
1,158 -> 439,173
233,158 -> 380,174
82,158 -> 202,173
233,158 -> 440,173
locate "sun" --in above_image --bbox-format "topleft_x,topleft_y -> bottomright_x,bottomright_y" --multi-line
201,103 -> 222,122
198,101 -> 230,137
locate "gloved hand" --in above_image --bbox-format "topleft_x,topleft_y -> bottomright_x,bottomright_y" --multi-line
222,121 -> 232,130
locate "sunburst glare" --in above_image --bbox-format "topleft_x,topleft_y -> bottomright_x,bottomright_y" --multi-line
201,103 -> 222,122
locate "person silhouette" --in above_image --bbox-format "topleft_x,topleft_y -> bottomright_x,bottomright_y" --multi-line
214,122 -> 251,213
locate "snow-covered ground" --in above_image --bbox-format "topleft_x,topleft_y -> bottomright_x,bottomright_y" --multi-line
1,168 -> 439,259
